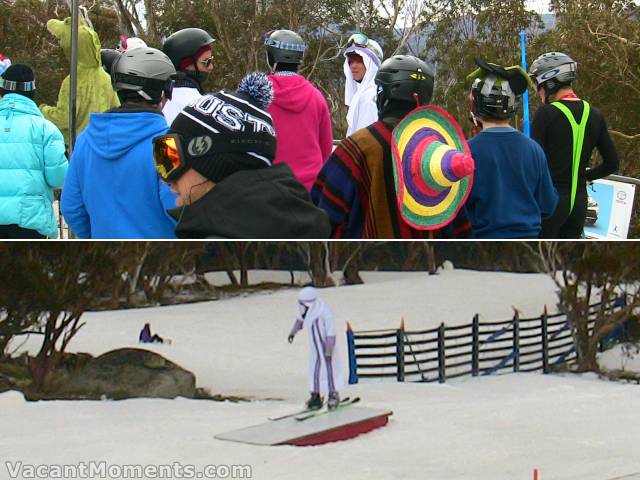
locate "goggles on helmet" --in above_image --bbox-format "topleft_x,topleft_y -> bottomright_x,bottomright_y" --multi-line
263,31 -> 306,52
347,33 -> 370,49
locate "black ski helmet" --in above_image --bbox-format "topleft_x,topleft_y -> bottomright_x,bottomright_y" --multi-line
375,55 -> 434,116
529,52 -> 577,95
100,49 -> 121,75
162,28 -> 215,70
264,30 -> 306,65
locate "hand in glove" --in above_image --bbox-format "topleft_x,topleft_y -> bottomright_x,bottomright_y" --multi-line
288,334 -> 295,344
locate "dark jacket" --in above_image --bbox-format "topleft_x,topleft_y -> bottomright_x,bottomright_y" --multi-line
169,164 -> 331,238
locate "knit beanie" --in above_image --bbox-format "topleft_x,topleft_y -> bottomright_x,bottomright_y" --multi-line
168,72 -> 277,183
0,64 -> 36,99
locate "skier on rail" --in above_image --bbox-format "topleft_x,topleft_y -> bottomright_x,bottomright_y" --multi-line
288,286 -> 344,411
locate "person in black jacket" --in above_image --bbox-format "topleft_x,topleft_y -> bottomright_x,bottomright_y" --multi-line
152,72 -> 331,239
529,52 -> 619,238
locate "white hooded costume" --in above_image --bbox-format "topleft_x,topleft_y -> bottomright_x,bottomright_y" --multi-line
289,287 -> 344,394
343,41 -> 383,137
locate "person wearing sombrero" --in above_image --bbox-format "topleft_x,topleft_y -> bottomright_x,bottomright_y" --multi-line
312,55 -> 473,238
465,59 -> 558,239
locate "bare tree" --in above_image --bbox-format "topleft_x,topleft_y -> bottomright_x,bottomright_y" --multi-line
529,242 -> 640,372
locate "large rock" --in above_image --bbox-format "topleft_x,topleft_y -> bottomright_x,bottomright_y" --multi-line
56,348 -> 196,400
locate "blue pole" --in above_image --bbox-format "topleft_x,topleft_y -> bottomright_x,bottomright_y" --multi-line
346,327 -> 359,384
520,31 -> 530,137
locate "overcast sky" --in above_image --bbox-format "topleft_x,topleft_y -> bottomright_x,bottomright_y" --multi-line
527,0 -> 552,14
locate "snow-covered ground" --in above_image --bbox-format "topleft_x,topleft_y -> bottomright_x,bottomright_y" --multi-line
2,270 -> 639,480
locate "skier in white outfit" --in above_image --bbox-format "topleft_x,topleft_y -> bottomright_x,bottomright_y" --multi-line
343,33 -> 384,137
288,286 -> 344,410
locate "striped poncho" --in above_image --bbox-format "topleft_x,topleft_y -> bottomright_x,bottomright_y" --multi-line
311,120 -> 471,239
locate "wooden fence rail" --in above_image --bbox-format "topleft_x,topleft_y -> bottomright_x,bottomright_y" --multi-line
347,296 -> 628,384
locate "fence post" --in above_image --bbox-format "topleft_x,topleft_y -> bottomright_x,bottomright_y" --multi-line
438,322 -> 446,383
396,319 -> 405,382
472,314 -> 479,376
346,322 -> 359,385
513,309 -> 520,373
541,306 -> 549,374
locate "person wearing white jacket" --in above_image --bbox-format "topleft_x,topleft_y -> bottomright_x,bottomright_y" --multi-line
288,286 -> 345,410
343,34 -> 383,136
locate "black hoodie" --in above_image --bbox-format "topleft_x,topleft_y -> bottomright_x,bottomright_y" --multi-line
169,164 -> 331,239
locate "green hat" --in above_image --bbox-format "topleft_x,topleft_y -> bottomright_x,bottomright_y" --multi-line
466,58 -> 533,94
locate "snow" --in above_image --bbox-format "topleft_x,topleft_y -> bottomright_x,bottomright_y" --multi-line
2,269 -> 639,480
599,343 -> 640,373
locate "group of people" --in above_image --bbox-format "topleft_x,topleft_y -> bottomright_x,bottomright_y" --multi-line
0,21 -> 619,239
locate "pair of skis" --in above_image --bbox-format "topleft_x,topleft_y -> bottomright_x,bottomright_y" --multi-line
269,397 -> 360,422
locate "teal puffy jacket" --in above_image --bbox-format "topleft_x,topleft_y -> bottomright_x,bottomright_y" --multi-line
0,93 -> 68,238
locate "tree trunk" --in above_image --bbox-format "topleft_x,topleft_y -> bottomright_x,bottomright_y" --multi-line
309,242 -> 335,287
425,244 -> 438,275
235,242 -> 250,288
342,243 -> 364,285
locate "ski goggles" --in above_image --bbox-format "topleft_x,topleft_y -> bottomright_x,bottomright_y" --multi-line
346,33 -> 371,49
152,134 -> 189,182
263,31 -> 306,51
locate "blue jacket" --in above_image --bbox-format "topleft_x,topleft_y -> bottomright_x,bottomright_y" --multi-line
61,108 -> 177,238
467,127 -> 558,239
0,94 -> 68,238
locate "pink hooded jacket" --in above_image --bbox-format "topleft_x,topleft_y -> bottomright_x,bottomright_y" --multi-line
268,74 -> 333,190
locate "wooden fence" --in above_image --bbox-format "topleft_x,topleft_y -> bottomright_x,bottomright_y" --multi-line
346,296 -> 628,384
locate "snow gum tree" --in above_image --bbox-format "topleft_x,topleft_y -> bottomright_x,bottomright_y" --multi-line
534,242 -> 640,372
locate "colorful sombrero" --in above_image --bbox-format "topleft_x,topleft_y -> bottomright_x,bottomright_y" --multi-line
391,105 -> 474,230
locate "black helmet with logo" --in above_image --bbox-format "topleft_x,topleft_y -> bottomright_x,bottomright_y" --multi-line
375,55 -> 434,116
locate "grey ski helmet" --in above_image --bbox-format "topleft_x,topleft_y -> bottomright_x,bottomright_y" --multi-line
264,30 -> 306,65
375,55 -> 434,115
112,47 -> 176,104
162,28 -> 215,70
529,52 -> 577,95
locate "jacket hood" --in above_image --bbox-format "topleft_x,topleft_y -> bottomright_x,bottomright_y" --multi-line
344,44 -> 381,107
268,75 -> 318,114
47,17 -> 101,68
170,164 -> 331,238
0,93 -> 43,118
82,109 -> 168,160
